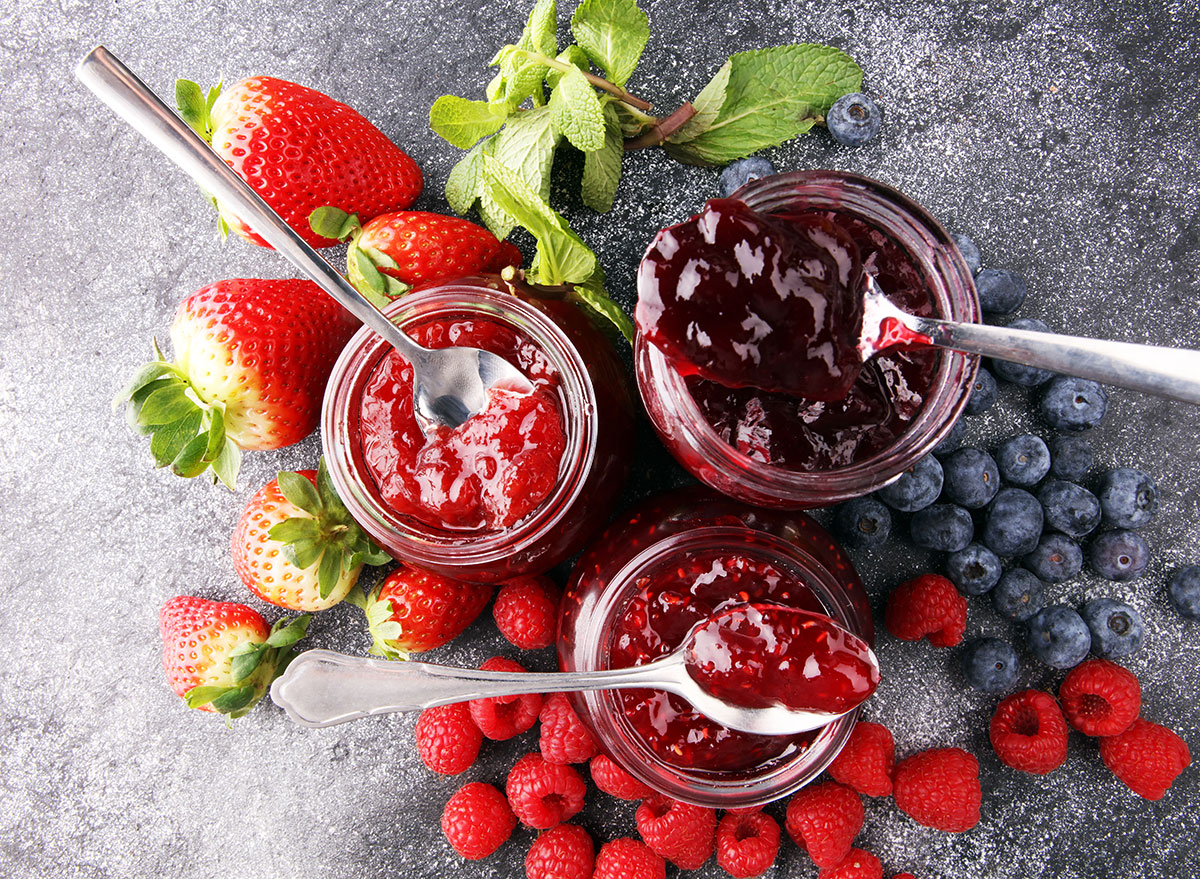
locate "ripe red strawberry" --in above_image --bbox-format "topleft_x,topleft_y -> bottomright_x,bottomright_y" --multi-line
884,574 -> 967,647
416,703 -> 483,776
892,748 -> 981,832
159,595 -> 308,719
785,781 -> 864,868
1099,718 -> 1191,799
506,753 -> 587,829
470,657 -> 544,739
352,563 -> 492,658
589,753 -> 654,800
819,848 -> 883,879
539,693 -> 599,764
525,823 -> 594,879
232,460 -> 390,611
989,690 -> 1069,775
715,809 -> 780,878
494,575 -> 561,650
827,721 -> 895,796
1058,659 -> 1141,737
441,781 -> 516,860
593,838 -> 666,879
116,279 -> 359,488
176,77 -> 422,247
636,794 -> 716,870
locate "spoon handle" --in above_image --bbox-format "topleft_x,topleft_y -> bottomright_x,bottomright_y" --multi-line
270,649 -> 679,728
73,45 -> 419,360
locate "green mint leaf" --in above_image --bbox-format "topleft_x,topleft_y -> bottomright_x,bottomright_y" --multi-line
429,95 -> 507,149
518,0 -> 558,57
478,107 -> 560,238
308,206 -> 360,241
546,45 -> 591,89
570,0 -> 649,88
580,101 -> 623,212
549,67 -> 607,152
175,79 -> 212,143
445,137 -> 490,216
492,45 -> 548,109
568,276 -> 634,345
666,59 -> 731,144
664,45 -> 862,166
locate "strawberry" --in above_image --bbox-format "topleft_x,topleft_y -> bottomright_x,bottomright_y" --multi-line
350,563 -> 493,658
308,207 -> 523,308
159,595 -> 308,719
232,459 -> 390,611
115,279 -> 358,488
175,77 -> 422,247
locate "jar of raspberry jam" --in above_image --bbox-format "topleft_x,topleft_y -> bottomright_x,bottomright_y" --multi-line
559,488 -> 874,807
323,280 -> 635,582
635,171 -> 979,509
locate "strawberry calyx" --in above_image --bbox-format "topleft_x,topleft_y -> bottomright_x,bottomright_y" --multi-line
346,586 -> 409,661
267,458 -> 392,599
175,80 -> 234,239
184,613 -> 311,720
309,206 -> 411,308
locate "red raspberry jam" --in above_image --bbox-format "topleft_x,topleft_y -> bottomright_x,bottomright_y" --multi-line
358,317 -> 567,531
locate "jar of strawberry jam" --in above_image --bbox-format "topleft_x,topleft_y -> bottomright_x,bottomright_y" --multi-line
559,487 -> 874,807
635,171 -> 979,509
323,279 -> 635,582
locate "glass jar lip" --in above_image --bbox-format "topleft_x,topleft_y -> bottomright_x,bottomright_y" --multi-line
321,283 -> 598,569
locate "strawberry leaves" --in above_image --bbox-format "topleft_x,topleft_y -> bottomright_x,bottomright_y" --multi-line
347,586 -> 409,661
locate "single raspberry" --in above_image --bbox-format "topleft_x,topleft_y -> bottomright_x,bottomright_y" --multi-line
1099,718 -> 1191,800
635,793 -> 716,870
539,693 -> 599,764
784,781 -> 864,868
818,849 -> 883,879
1059,659 -> 1141,737
495,575 -> 561,650
893,748 -> 981,832
469,657 -> 543,740
828,721 -> 895,796
525,823 -> 593,879
593,838 -> 666,879
590,753 -> 654,800
441,781 -> 516,860
989,690 -> 1069,775
884,574 -> 967,647
416,702 -> 483,775
506,752 -> 587,828
715,809 -> 780,878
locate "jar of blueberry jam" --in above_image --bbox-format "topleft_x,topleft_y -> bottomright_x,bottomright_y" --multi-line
323,279 -> 635,582
559,487 -> 874,807
635,171 -> 979,509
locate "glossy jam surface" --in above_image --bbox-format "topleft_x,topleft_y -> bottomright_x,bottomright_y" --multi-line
359,317 -> 567,531
685,604 -> 879,715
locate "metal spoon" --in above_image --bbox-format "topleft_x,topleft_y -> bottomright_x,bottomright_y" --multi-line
74,45 -> 532,433
859,274 -> 1200,404
270,608 -> 879,736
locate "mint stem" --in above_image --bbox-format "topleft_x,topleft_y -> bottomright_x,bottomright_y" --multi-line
519,49 -> 653,110
623,103 -> 697,150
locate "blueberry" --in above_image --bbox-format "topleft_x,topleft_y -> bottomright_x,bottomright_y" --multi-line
875,455 -> 944,512
1097,468 -> 1159,529
963,368 -> 998,415
962,638 -> 1020,692
991,319 -> 1055,386
1023,533 -> 1084,583
719,157 -> 776,198
946,543 -> 1002,595
1049,434 -> 1094,481
1167,566 -> 1200,620
942,447 -> 1001,509
1037,479 -> 1102,539
1088,530 -> 1150,581
932,417 -> 967,457
826,93 -> 883,147
982,487 -> 1044,557
1041,376 -> 1108,431
975,269 -> 1028,315
951,233 -> 982,275
992,568 -> 1046,622
994,434 -> 1051,487
1027,605 -> 1092,669
1080,598 -> 1145,659
833,497 -> 892,550
910,504 -> 974,552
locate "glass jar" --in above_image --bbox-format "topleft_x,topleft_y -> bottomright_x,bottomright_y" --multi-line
323,279 -> 635,582
635,170 -> 980,509
559,488 -> 873,808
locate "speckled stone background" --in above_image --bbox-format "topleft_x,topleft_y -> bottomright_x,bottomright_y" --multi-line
2,0 -> 1199,877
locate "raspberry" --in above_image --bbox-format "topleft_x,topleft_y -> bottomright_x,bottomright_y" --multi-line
441,782 -> 516,860
416,703 -> 483,775
469,656 -> 543,740
1058,659 -> 1141,737
1099,718 -> 1191,800
828,721 -> 895,796
539,693 -> 599,764
893,748 -> 981,832
989,690 -> 1068,775
636,793 -> 716,870
525,823 -> 593,879
593,838 -> 666,879
715,809 -> 780,878
506,752 -> 587,829
884,574 -> 967,647
784,781 -> 864,868
590,753 -> 654,800
818,848 -> 883,879
495,575 -> 561,650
